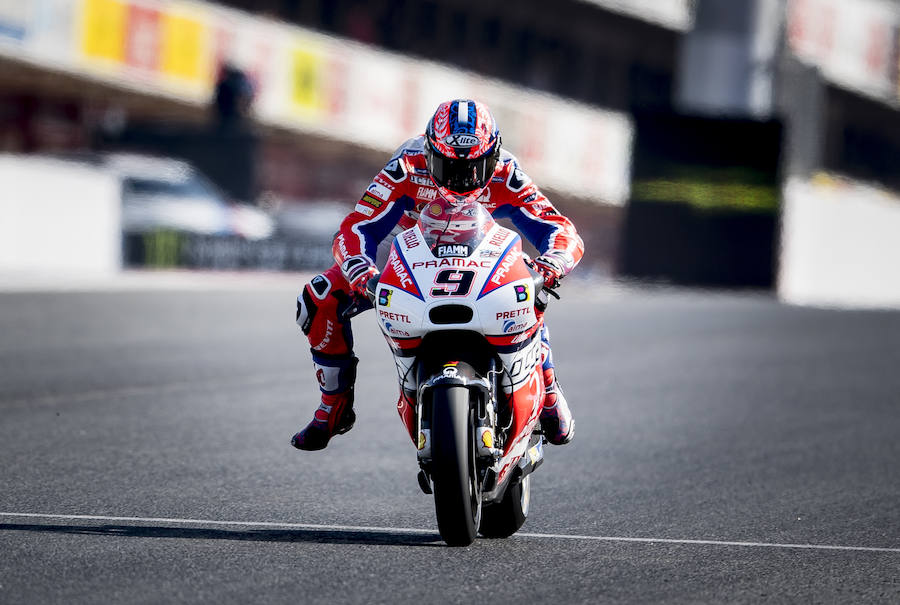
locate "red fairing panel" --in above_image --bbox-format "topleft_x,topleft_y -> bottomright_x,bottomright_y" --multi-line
505,366 -> 544,458
477,237 -> 532,299
378,244 -> 423,300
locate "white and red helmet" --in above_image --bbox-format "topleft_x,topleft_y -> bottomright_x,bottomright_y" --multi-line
424,99 -> 501,203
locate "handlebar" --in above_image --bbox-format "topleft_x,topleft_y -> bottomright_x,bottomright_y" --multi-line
528,263 -> 560,313
339,275 -> 380,322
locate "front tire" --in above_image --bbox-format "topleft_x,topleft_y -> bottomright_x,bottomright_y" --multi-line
431,385 -> 480,546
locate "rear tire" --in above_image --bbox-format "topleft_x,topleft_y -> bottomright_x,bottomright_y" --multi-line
431,385 -> 480,546
479,474 -> 530,538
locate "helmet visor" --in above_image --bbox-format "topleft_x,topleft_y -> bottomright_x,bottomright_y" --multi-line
426,144 -> 498,193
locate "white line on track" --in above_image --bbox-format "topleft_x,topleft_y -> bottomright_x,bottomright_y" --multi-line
2,512 -> 898,554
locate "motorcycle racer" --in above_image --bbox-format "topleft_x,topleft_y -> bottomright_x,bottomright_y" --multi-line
292,99 -> 584,451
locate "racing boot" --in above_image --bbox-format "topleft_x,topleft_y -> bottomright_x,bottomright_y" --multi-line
539,358 -> 574,445
291,354 -> 358,451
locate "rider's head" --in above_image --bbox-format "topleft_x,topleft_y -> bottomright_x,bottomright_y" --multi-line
424,99 -> 501,200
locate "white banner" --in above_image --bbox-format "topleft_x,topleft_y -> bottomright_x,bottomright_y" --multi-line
0,0 -> 634,204
779,174 -> 900,308
787,0 -> 899,101
577,0 -> 694,31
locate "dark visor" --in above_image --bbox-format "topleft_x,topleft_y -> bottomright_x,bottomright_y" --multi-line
426,144 -> 498,193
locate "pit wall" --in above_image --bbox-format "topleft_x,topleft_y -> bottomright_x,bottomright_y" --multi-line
778,174 -> 900,309
0,155 -> 121,275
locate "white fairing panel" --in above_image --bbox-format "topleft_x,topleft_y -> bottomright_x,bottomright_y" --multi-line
374,223 -> 537,341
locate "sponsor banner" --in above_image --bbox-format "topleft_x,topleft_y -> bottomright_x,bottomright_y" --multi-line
5,0 -> 634,202
20,0 -> 76,63
210,12 -> 276,100
81,0 -> 128,64
0,0 -> 30,42
578,0 -> 694,31
787,0 -> 899,102
289,38 -> 326,118
159,6 -> 208,84
124,4 -> 162,72
76,0 -> 213,98
124,231 -> 334,270
341,49 -> 413,148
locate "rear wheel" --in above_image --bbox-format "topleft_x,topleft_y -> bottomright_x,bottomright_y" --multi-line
479,474 -> 531,538
431,385 -> 480,546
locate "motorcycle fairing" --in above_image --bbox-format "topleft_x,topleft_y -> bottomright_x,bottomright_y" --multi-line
476,236 -> 533,300
376,222 -> 538,345
378,243 -> 424,301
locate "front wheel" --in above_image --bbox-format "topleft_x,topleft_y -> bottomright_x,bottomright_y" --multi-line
479,473 -> 531,538
431,385 -> 480,546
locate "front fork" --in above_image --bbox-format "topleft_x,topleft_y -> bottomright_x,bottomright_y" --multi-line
413,359 -> 504,495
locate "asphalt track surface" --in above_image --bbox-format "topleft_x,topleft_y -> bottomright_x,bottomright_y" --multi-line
1,272 -> 899,604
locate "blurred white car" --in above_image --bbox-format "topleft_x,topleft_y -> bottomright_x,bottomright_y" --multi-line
106,153 -> 274,240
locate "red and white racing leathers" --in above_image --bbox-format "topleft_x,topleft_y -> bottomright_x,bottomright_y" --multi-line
295,136 -> 583,442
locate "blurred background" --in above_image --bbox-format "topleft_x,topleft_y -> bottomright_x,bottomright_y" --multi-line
1,0 -> 899,307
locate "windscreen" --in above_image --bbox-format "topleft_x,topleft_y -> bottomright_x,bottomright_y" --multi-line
417,198 -> 495,254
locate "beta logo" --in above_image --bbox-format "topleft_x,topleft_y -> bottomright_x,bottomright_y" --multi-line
503,319 -> 528,333
378,288 -> 392,307
514,284 -> 529,302
366,182 -> 391,201
384,322 -> 411,337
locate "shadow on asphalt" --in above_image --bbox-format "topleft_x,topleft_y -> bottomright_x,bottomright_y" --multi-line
0,523 -> 442,547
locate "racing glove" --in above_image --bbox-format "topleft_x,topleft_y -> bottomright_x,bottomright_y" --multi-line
532,254 -> 567,289
341,255 -> 379,297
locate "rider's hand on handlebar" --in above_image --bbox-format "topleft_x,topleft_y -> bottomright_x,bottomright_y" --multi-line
341,256 -> 379,297
349,267 -> 379,298
532,255 -> 566,290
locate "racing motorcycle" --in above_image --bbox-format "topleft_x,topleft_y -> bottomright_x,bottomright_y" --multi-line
350,197 -> 558,546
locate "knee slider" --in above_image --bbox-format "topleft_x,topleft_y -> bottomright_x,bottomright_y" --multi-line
296,274 -> 333,334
